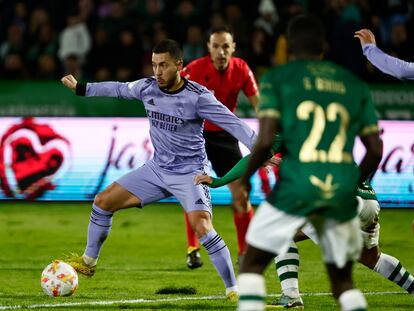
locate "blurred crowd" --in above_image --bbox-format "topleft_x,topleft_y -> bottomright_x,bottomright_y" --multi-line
1,0 -> 413,83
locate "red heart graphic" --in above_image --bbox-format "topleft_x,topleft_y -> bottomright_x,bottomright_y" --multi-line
0,117 -> 70,199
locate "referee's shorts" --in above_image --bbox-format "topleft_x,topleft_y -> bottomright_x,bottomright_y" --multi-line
203,130 -> 242,177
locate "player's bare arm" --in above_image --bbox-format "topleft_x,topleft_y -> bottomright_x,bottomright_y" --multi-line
359,134 -> 383,184
194,153 -> 281,187
354,29 -> 377,47
234,116 -> 277,209
247,94 -> 260,114
61,74 -> 78,91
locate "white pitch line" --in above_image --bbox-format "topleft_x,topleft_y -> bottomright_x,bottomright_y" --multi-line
0,291 -> 406,310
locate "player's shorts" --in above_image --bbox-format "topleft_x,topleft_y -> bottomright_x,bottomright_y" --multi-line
302,196 -> 380,249
203,130 -> 242,177
116,159 -> 212,215
246,201 -> 362,268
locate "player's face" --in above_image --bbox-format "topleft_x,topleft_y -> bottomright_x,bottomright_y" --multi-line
152,52 -> 183,90
208,32 -> 235,71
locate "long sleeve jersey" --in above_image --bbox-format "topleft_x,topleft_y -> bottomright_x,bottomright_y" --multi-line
363,44 -> 414,80
77,77 -> 257,174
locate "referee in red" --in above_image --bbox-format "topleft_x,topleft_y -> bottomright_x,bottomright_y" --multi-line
181,26 -> 259,269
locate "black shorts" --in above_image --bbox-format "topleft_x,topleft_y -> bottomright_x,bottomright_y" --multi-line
203,130 -> 243,177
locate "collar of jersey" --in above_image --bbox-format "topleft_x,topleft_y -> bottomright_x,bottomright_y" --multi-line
159,78 -> 188,95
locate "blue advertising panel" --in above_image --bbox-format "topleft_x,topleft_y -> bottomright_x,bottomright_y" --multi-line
0,117 -> 412,208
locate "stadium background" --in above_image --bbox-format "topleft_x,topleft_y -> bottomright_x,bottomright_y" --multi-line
0,0 -> 413,207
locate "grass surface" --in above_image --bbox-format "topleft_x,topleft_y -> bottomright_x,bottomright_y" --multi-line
0,202 -> 413,310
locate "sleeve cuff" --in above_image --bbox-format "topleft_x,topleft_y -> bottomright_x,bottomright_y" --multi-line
76,83 -> 87,96
362,44 -> 375,54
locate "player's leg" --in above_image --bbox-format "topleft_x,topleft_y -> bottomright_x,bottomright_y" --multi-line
68,161 -> 170,277
360,246 -> 414,296
270,225 -> 314,308
318,216 -> 367,311
67,182 -> 141,276
183,212 -> 202,269
171,169 -> 237,298
187,210 -> 238,298
238,244 -> 275,311
205,130 -> 253,259
271,243 -> 302,308
228,180 -> 254,258
238,201 -> 307,311
325,262 -> 368,309
357,198 -> 414,297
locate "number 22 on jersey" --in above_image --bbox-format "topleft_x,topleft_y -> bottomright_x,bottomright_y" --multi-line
297,100 -> 352,164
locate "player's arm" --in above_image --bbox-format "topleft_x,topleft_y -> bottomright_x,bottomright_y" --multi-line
359,134 -> 382,185
354,29 -> 414,80
247,94 -> 259,114
243,63 -> 260,113
195,136 -> 282,188
195,155 -> 252,188
233,115 -> 278,208
61,74 -> 143,99
357,82 -> 383,184
240,116 -> 277,186
196,92 -> 257,150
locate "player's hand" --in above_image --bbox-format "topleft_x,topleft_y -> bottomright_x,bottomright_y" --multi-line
61,74 -> 78,91
354,29 -> 376,47
194,174 -> 213,185
233,180 -> 250,212
265,155 -> 282,167
263,155 -> 282,173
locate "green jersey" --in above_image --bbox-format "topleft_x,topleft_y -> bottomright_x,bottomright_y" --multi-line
259,60 -> 379,221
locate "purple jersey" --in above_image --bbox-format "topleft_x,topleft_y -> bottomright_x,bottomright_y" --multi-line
363,44 -> 414,80
85,77 -> 257,174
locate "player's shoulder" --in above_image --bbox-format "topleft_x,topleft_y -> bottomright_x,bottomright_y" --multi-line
127,77 -> 155,92
231,57 -> 252,70
185,79 -> 208,96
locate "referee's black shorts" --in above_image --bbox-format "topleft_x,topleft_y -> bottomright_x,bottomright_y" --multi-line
203,130 -> 243,178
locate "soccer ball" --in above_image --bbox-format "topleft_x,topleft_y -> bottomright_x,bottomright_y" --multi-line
41,260 -> 78,297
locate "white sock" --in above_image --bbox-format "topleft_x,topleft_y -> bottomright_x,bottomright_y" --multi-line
339,289 -> 367,311
226,285 -> 238,295
238,273 -> 266,311
374,253 -> 414,295
275,243 -> 300,298
82,254 -> 97,266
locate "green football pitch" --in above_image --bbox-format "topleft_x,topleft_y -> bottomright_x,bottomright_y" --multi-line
0,202 -> 413,310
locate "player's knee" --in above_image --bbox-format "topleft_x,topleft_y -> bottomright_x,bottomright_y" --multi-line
358,199 -> 379,231
94,192 -> 113,212
188,211 -> 212,238
193,222 -> 211,238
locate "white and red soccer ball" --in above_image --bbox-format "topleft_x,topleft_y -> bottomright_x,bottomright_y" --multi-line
41,260 -> 78,297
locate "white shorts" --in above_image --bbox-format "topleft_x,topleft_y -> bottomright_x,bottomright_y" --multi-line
246,201 -> 362,268
302,197 -> 380,249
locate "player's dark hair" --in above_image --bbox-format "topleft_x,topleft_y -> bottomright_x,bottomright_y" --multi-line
287,15 -> 325,57
208,26 -> 234,40
152,39 -> 183,61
